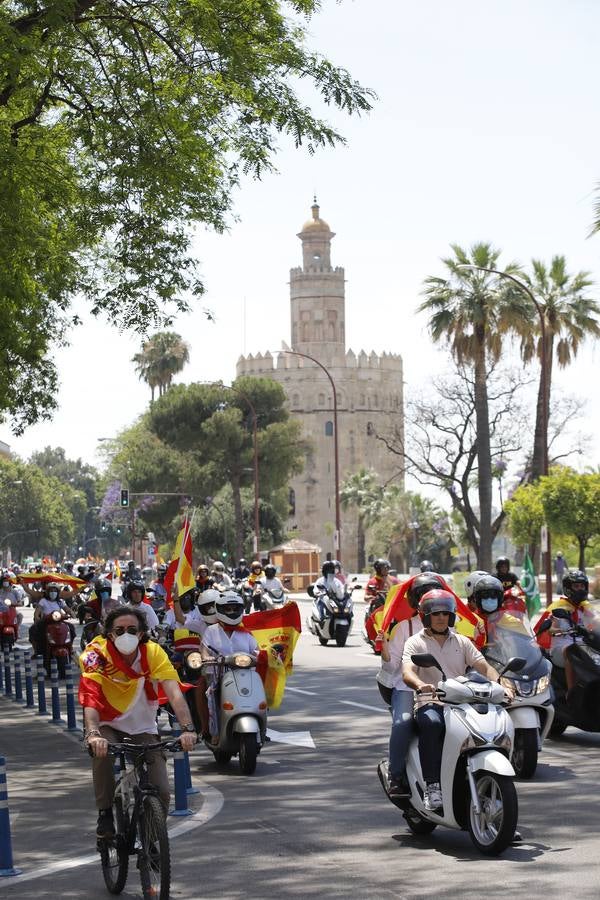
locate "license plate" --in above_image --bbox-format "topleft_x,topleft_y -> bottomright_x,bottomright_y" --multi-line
337,619 -> 349,625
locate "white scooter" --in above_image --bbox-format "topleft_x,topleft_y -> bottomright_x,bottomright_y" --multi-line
379,652 -> 526,855
483,613 -> 554,778
260,586 -> 287,611
200,652 -> 268,775
306,581 -> 357,647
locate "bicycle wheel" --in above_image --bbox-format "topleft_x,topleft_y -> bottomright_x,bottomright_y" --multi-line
100,798 -> 129,894
138,794 -> 170,900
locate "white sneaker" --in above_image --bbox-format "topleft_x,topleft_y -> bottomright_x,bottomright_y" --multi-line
424,782 -> 443,811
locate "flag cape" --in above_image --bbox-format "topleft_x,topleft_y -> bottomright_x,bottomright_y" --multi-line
534,598 -> 595,649
520,554 -> 541,619
18,573 -> 87,592
78,635 -> 180,720
381,574 -> 483,647
243,603 -> 301,709
114,561 -> 121,579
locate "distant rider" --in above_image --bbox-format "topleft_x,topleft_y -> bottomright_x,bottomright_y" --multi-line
122,579 -> 159,633
495,556 -> 519,591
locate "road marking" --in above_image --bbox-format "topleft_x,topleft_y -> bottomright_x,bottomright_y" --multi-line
2,781 -> 224,886
286,686 -> 318,696
340,700 -> 387,714
266,728 -> 316,749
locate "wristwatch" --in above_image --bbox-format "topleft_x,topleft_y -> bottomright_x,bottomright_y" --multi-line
180,723 -> 195,733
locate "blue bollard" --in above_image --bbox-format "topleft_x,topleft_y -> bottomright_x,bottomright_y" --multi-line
64,662 -> 79,731
184,749 -> 200,795
168,722 -> 192,817
0,649 -> 3,691
49,658 -> 63,724
3,650 -> 12,698
36,656 -> 48,716
0,757 -> 22,877
13,651 -> 23,704
24,652 -> 34,709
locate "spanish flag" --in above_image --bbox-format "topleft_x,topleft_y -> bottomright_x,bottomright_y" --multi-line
243,603 -> 301,709
164,517 -> 195,606
382,574 -> 484,648
78,636 -> 180,720
18,573 -> 87,592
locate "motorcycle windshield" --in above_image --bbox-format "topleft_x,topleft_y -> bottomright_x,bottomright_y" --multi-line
581,599 -> 600,636
483,612 -> 543,676
269,589 -> 284,600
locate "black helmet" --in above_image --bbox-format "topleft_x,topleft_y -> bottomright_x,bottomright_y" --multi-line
321,560 -> 336,577
419,560 -> 434,573
562,570 -> 589,604
178,587 -> 197,613
495,556 -> 510,572
264,564 -> 276,579
157,563 -> 168,576
64,560 -> 74,573
238,558 -> 246,566
123,579 -> 145,603
472,575 -> 504,615
407,573 -> 445,609
373,558 -> 391,576
419,589 -> 457,628
94,577 -> 112,601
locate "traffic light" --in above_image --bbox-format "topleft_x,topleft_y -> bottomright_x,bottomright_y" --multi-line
221,550 -> 227,558
101,520 -> 107,532
120,489 -> 129,508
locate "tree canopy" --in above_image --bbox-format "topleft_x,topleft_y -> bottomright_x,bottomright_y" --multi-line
0,0 -> 374,431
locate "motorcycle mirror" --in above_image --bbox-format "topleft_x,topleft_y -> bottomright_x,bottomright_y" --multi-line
536,618 -> 553,634
499,656 -> 527,676
307,584 -> 315,598
411,653 -> 446,680
552,608 -> 571,620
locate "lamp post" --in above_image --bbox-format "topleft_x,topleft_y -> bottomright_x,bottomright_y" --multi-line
277,349 -> 342,563
457,264 -> 552,606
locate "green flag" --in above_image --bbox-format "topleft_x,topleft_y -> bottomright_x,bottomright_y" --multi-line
520,553 -> 541,618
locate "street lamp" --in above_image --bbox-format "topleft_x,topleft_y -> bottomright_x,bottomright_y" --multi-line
275,349 -> 342,563
457,264 -> 552,606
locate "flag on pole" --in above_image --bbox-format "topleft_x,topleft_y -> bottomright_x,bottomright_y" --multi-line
164,516 -> 195,606
520,553 -> 541,619
243,603 -> 302,709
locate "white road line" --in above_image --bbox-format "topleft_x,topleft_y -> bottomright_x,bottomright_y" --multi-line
340,700 -> 387,714
286,686 -> 318,696
3,782 -> 224,886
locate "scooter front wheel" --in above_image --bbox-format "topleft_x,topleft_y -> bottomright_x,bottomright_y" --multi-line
318,636 -> 329,646
238,734 -> 258,775
468,772 -> 518,855
512,728 -> 538,779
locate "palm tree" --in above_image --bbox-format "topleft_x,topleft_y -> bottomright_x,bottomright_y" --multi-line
340,468 -> 383,570
520,257 -> 600,481
132,331 -> 190,403
419,243 -> 528,570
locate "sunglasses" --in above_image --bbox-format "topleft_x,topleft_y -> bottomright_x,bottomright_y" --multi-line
112,626 -> 140,636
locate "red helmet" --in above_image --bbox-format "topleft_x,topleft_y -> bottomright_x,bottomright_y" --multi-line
418,589 -> 456,627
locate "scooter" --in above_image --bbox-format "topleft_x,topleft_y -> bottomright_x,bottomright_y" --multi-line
378,652 -> 525,856
0,599 -> 18,650
200,652 -> 267,774
44,611 -> 74,677
306,584 -> 355,648
80,606 -> 102,652
539,604 -> 600,735
483,612 -> 554,778
260,586 -> 288,611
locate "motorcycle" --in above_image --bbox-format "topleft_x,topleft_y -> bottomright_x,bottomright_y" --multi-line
199,652 -> 267,774
378,652 -> 525,855
44,611 -> 74,677
539,602 -> 600,736
362,590 -> 387,655
306,582 -> 357,647
483,611 -> 554,778
259,586 -> 288,612
0,599 -> 18,651
80,606 -> 102,652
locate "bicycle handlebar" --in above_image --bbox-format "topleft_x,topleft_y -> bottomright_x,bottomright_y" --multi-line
106,738 -> 183,755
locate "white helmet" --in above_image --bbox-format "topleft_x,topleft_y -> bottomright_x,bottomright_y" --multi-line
213,561 -> 225,573
464,570 -> 489,599
215,590 -> 244,626
197,588 -> 219,624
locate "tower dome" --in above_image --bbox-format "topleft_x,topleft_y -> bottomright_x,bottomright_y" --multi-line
300,199 -> 331,234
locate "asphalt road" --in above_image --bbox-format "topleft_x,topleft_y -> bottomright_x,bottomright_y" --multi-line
1,599 -> 599,899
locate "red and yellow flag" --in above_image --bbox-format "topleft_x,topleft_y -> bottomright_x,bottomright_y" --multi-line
18,572 -> 87,592
243,602 -> 302,709
164,517 -> 194,606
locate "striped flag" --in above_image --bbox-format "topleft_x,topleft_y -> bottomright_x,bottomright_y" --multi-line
164,516 -> 195,606
520,553 -> 541,618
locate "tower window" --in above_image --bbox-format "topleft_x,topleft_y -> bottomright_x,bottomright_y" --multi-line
292,393 -> 300,407
325,420 -> 334,437
367,421 -> 375,436
318,393 -> 325,406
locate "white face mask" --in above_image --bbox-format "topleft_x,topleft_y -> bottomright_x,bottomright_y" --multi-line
113,632 -> 140,654
48,591 -> 59,601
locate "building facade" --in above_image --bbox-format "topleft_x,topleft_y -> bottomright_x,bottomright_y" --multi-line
236,202 -> 404,572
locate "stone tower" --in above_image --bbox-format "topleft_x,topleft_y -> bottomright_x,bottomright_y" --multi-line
237,201 -> 404,572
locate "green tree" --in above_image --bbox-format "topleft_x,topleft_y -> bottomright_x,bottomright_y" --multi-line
419,243 -> 527,570
0,0 -> 374,432
146,377 -> 304,557
132,331 -> 190,403
29,445 -> 99,546
504,481 -> 545,553
340,468 -> 382,571
519,257 -> 600,481
538,467 -> 600,570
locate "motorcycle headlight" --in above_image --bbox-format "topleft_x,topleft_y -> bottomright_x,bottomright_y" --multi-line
233,654 -> 252,668
185,651 -> 203,670
535,675 -> 550,694
330,603 -> 339,613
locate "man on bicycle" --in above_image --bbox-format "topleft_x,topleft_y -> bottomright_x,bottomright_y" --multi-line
79,606 -> 197,838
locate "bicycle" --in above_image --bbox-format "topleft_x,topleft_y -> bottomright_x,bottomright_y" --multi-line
96,738 -> 181,900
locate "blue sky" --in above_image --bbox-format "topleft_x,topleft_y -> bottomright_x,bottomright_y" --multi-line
3,0 -> 600,485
